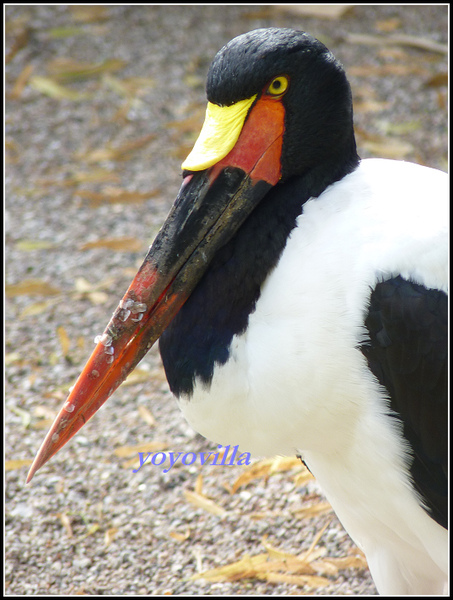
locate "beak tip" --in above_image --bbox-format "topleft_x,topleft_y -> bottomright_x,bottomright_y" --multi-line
26,455 -> 42,484
26,409 -> 72,484
26,441 -> 52,483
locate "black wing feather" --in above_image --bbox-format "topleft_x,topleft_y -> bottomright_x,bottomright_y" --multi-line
361,275 -> 447,528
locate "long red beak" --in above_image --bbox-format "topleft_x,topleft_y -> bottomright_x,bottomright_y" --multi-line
27,94 -> 285,482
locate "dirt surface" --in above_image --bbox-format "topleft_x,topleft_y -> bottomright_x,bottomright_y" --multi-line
5,5 -> 447,595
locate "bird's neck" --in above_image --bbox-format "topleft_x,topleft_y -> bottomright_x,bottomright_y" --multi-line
159,153 -> 360,397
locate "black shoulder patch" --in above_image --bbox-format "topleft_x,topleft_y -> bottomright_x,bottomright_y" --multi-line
361,275 -> 447,528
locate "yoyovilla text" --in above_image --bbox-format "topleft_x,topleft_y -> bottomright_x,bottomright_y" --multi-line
133,445 -> 252,474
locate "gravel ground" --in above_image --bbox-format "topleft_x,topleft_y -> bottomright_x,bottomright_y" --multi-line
5,5 -> 447,596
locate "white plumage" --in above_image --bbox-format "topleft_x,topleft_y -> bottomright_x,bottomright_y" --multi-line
180,159 -> 448,594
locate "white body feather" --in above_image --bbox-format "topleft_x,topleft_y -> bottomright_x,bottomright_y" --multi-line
177,159 -> 448,594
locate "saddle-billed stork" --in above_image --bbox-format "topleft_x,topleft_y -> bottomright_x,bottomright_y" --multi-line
28,28 -> 448,595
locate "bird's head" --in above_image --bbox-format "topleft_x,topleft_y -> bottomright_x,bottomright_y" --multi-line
27,28 -> 358,481
197,28 -> 357,188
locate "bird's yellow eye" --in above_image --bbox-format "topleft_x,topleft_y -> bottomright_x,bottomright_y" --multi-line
267,75 -> 289,97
